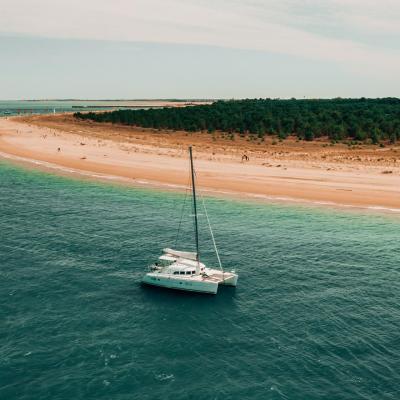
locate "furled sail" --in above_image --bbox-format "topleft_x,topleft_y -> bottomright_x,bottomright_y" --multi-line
163,248 -> 198,261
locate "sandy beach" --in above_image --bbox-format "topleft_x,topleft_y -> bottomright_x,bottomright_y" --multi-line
1,114 -> 400,211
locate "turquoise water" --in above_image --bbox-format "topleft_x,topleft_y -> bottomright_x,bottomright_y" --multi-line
1,162 -> 400,399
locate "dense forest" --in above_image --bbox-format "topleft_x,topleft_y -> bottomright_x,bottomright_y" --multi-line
74,98 -> 400,143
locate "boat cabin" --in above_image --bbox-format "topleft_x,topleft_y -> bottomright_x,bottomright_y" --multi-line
154,254 -> 205,276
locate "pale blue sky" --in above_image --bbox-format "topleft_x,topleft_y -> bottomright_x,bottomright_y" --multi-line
0,0 -> 399,99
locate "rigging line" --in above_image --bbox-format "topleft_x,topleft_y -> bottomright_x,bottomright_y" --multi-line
195,171 -> 224,272
174,174 -> 191,248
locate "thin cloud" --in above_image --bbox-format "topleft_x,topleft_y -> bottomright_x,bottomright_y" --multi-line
1,0 -> 399,77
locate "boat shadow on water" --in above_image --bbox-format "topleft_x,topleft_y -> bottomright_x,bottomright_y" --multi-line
140,281 -> 238,302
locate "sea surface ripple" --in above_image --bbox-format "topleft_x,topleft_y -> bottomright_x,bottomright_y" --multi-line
1,162 -> 399,399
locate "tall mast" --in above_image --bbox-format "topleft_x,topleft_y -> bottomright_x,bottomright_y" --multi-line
189,146 -> 200,261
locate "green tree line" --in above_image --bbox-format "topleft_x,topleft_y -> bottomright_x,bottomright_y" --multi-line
74,98 -> 400,143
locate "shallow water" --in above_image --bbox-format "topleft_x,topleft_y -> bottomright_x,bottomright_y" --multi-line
1,161 -> 399,399
0,100 -> 158,116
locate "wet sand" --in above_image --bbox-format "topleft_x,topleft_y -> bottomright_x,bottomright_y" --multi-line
1,114 -> 400,211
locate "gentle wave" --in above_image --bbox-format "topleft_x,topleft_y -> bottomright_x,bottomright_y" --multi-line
2,150 -> 400,214
1,161 -> 400,400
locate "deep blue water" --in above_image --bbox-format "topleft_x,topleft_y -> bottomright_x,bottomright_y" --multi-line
1,161 -> 399,399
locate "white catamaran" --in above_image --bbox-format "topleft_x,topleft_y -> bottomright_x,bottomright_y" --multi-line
142,146 -> 238,294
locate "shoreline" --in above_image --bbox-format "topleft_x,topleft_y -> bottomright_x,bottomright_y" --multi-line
2,149 -> 400,217
1,115 -> 400,215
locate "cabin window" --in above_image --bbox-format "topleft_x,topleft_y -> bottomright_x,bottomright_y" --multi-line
173,271 -> 179,275
159,259 -> 174,267
179,271 -> 185,275
186,271 -> 191,275
192,271 -> 195,274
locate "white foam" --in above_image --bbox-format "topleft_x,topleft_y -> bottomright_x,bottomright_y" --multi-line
155,373 -> 175,382
243,190 -> 400,214
2,150 -> 400,215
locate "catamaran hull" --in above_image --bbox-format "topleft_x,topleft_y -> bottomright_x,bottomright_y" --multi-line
221,274 -> 238,286
205,270 -> 238,287
141,275 -> 219,294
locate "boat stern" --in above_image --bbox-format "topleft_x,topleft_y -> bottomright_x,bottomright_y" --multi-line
221,271 -> 238,286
